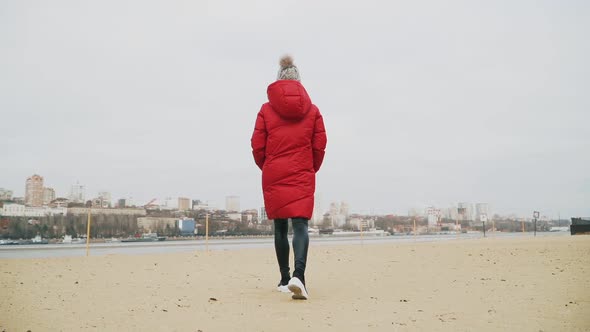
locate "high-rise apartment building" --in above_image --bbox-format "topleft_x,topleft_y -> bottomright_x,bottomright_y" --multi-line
225,196 -> 240,212
312,196 -> 322,225
118,198 -> 127,208
457,202 -> 474,221
475,203 -> 490,221
339,201 -> 350,218
117,197 -> 134,208
178,197 -> 191,211
69,182 -> 86,203
260,207 -> 268,221
92,192 -> 112,208
329,202 -> 339,217
25,174 -> 44,207
328,202 -> 346,227
444,206 -> 459,220
426,206 -> 441,227
43,187 -> 55,205
98,192 -> 111,207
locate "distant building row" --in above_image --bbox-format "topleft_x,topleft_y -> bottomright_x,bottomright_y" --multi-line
408,202 -> 491,225
7,175 -> 258,217
0,203 -> 147,217
6,174 -> 110,208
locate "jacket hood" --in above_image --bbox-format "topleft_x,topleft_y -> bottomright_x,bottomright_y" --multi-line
267,80 -> 312,121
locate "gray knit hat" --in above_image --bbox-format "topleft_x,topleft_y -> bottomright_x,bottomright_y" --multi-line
277,55 -> 300,81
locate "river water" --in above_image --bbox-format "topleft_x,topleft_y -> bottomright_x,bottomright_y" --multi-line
0,232 -> 568,259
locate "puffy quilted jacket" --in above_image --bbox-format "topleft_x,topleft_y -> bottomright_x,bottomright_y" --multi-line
251,80 -> 327,220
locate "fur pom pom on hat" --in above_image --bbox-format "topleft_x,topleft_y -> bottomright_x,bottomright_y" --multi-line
277,55 -> 300,81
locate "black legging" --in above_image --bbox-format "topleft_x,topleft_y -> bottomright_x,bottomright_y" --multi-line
274,218 -> 309,286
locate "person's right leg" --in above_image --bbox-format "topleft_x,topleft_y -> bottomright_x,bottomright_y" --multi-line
291,218 -> 309,285
274,219 -> 290,286
288,217 -> 309,299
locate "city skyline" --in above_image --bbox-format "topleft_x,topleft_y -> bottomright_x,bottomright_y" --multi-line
1,1 -> 588,219
0,173 -> 582,219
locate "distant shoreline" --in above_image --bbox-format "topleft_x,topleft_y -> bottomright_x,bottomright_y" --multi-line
0,231 -> 570,259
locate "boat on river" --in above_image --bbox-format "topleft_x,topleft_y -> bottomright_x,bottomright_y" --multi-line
61,235 -> 86,244
121,233 -> 166,242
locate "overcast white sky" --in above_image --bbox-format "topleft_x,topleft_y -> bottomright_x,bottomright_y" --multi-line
1,0 -> 588,218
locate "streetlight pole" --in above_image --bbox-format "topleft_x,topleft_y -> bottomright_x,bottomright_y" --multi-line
85,207 -> 92,257
205,213 -> 209,252
533,211 -> 540,237
455,213 -> 459,237
360,219 -> 364,245
457,207 -> 463,237
481,214 -> 487,238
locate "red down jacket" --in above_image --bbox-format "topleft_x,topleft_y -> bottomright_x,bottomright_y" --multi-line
251,80 -> 327,220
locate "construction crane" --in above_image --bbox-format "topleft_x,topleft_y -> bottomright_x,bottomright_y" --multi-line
143,198 -> 157,208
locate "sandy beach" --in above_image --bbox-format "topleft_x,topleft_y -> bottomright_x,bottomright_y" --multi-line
1,235 -> 588,331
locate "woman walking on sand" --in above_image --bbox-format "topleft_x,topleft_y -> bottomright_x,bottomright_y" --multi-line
251,55 -> 327,300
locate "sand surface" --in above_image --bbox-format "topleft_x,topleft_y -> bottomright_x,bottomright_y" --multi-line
1,235 -> 589,331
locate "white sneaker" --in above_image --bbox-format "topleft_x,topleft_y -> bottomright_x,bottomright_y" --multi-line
288,277 -> 308,300
277,284 -> 291,293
